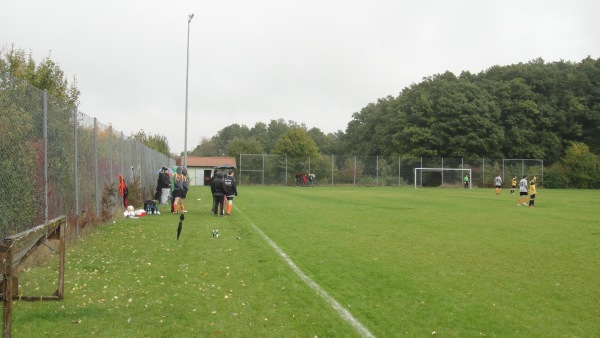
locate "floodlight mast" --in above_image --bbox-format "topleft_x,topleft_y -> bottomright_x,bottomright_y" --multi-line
184,13 -> 194,168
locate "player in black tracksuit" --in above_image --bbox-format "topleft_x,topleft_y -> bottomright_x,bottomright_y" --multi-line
211,172 -> 225,216
223,170 -> 238,216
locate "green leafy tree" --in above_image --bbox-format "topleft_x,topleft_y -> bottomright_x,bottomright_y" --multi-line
273,127 -> 320,162
190,137 -> 222,156
562,142 -> 599,188
1,46 -> 79,105
1,46 -> 80,234
226,136 -> 264,160
307,127 -> 342,155
249,122 -> 269,149
130,129 -> 171,156
394,91 -> 438,157
264,119 -> 291,153
345,96 -> 403,156
214,124 -> 250,151
394,72 -> 503,158
0,101 -> 38,236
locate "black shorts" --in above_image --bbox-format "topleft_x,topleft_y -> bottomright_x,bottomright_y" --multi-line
172,190 -> 182,198
530,194 -> 536,199
496,185 -> 501,188
519,191 -> 528,196
181,191 -> 187,199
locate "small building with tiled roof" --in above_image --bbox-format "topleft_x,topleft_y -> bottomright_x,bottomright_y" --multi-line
175,156 -> 237,186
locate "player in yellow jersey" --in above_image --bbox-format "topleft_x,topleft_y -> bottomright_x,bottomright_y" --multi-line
528,176 -> 537,208
510,176 -> 517,194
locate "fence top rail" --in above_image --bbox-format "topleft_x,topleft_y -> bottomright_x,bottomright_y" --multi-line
415,168 -> 472,171
502,159 -> 544,161
2,216 -> 66,250
241,154 -> 284,157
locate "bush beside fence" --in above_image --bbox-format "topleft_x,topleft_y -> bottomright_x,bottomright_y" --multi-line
0,78 -> 174,238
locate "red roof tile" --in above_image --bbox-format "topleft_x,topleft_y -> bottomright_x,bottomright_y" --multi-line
176,156 -> 237,168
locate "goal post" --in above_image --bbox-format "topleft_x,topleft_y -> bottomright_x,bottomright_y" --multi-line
414,168 -> 472,188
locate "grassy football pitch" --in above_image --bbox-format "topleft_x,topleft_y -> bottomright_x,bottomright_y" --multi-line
12,186 -> 600,337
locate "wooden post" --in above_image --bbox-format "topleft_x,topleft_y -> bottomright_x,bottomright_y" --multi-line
57,222 -> 65,299
2,238 -> 14,338
1,216 -> 66,337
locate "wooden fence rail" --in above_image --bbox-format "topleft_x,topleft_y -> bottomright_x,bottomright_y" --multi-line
0,216 -> 66,338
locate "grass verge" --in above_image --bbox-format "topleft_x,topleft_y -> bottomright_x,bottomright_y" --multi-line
12,186 -> 600,337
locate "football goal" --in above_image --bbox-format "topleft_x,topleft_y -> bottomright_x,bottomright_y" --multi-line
414,168 -> 472,188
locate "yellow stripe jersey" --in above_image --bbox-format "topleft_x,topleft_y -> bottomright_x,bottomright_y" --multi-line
529,180 -> 536,195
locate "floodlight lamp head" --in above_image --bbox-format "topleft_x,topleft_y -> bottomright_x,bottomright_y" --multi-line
189,13 -> 194,22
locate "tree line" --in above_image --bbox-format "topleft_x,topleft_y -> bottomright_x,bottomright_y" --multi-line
191,57 -> 600,187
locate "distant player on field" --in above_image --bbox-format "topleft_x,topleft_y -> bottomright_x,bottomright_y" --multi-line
517,175 -> 528,206
494,174 -> 503,195
510,176 -> 517,194
464,174 -> 469,189
528,176 -> 537,208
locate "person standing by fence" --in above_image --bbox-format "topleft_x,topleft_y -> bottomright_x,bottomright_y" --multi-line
158,167 -> 171,205
464,174 -> 469,189
180,168 -> 189,213
172,167 -> 184,213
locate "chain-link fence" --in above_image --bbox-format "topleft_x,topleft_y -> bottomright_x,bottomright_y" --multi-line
239,154 -> 544,188
0,78 -> 174,238
0,77 -> 546,236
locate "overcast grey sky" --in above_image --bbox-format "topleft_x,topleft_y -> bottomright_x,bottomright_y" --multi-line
2,0 -> 599,154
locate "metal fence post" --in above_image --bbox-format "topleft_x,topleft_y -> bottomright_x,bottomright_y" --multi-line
398,157 -> 401,187
94,118 -> 99,218
109,126 -> 113,187
376,156 -> 379,186
331,155 -> 334,186
353,156 -> 357,186
73,107 -> 79,236
441,157 -> 445,186
120,132 -> 124,178
285,155 -> 288,186
239,153 -> 242,186
482,158 -> 485,187
43,90 -> 48,222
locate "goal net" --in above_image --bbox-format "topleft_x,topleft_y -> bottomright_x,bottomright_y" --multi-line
414,168 -> 472,188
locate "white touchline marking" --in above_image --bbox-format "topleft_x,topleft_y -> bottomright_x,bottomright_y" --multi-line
236,206 -> 376,338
